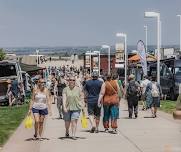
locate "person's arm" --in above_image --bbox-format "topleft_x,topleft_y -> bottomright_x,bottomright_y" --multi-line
46,89 -> 52,116
28,88 -> 36,115
98,83 -> 106,107
62,88 -> 67,113
176,94 -> 181,110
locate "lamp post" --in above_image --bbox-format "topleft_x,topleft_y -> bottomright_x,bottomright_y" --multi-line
102,45 -> 111,74
144,25 -> 148,53
145,11 -> 161,84
36,49 -> 39,66
93,51 -> 101,76
177,15 -> 181,51
116,33 -> 127,88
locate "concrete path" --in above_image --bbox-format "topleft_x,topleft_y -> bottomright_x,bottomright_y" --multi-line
1,100 -> 181,152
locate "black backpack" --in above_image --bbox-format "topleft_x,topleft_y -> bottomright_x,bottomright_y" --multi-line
127,81 -> 138,96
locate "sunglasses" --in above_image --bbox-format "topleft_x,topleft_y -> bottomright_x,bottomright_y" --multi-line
69,79 -> 75,81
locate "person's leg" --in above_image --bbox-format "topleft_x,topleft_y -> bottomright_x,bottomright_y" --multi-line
88,103 -> 96,132
32,112 -> 40,138
70,111 -> 80,139
39,115 -> 45,138
103,105 -> 110,131
94,104 -> 101,132
110,105 -> 118,133
128,99 -> 133,118
133,100 -> 139,118
57,96 -> 62,118
63,111 -> 71,136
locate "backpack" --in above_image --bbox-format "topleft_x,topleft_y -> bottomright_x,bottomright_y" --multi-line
127,81 -> 138,96
151,83 -> 159,97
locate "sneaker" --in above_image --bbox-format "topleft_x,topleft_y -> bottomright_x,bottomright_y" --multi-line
65,132 -> 69,137
95,129 -> 99,133
112,129 -> 117,134
90,127 -> 95,133
104,128 -> 109,133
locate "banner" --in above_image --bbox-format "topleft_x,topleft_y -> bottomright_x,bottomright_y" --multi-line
137,40 -> 147,76
115,43 -> 124,63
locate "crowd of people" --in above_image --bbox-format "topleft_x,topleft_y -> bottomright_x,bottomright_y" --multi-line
28,66 -> 181,140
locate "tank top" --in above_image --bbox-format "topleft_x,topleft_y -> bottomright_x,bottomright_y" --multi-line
32,92 -> 47,110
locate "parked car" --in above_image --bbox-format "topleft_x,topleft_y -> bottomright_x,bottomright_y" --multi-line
0,60 -> 24,105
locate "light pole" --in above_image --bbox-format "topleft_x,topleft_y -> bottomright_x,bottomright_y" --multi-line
116,33 -> 127,88
102,45 -> 111,74
36,49 -> 39,66
94,51 -> 101,76
145,11 -> 161,84
177,15 -> 181,51
144,25 -> 148,52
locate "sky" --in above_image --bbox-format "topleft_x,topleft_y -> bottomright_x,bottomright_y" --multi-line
0,0 -> 180,47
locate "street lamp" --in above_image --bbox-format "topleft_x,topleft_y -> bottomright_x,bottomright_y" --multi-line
145,11 -> 161,84
36,49 -> 39,66
144,25 -> 148,52
93,51 -> 101,76
116,33 -> 127,88
177,15 -> 181,52
102,45 -> 111,74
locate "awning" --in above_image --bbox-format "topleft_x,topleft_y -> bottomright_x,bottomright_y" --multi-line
128,54 -> 156,62
20,63 -> 45,72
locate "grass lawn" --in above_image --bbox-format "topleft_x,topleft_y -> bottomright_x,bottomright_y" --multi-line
0,104 -> 29,146
160,100 -> 176,114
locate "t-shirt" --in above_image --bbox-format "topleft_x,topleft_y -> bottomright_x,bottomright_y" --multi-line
84,79 -> 103,103
140,79 -> 150,94
63,86 -> 82,111
57,83 -> 66,96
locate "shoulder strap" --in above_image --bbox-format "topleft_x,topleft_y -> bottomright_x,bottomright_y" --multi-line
106,81 -> 118,94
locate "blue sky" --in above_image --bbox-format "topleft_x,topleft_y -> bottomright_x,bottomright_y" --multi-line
0,0 -> 180,47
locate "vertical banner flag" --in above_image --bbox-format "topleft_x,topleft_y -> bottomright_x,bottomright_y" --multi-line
137,40 -> 147,76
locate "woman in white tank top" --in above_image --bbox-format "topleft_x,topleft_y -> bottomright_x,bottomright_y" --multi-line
28,78 -> 52,140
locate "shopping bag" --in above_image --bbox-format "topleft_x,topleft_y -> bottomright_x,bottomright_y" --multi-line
81,114 -> 88,129
24,116 -> 33,129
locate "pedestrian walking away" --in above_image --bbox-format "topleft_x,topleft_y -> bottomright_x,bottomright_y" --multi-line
62,76 -> 85,140
98,74 -> 120,134
84,71 -> 103,133
56,76 -> 67,119
28,78 -> 52,140
145,76 -> 162,118
140,75 -> 151,110
126,74 -> 140,119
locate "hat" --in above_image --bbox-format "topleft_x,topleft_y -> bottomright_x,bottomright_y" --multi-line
129,74 -> 135,79
92,71 -> 98,77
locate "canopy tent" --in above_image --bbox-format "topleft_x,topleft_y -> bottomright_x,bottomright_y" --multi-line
128,54 -> 156,62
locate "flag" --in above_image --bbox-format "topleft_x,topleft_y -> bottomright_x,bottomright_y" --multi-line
137,40 -> 147,76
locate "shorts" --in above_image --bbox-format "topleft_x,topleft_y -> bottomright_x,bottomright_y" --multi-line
63,110 -> 80,121
87,103 -> 101,118
151,97 -> 160,108
32,108 -> 48,115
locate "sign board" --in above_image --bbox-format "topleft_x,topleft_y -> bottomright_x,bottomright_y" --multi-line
115,63 -> 124,68
85,55 -> 90,68
115,43 -> 124,62
164,48 -> 174,56
92,56 -> 99,69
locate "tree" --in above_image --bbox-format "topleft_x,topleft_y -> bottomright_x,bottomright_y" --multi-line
0,48 -> 5,61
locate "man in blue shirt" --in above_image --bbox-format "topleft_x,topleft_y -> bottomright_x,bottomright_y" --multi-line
84,71 -> 103,133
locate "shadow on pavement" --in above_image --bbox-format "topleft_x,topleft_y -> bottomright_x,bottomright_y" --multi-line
25,137 -> 50,141
144,116 -> 154,118
58,136 -> 86,140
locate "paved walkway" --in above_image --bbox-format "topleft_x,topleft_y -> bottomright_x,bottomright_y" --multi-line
1,100 -> 181,152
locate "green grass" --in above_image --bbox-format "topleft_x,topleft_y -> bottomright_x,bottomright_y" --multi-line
160,100 -> 176,114
0,104 -> 29,146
